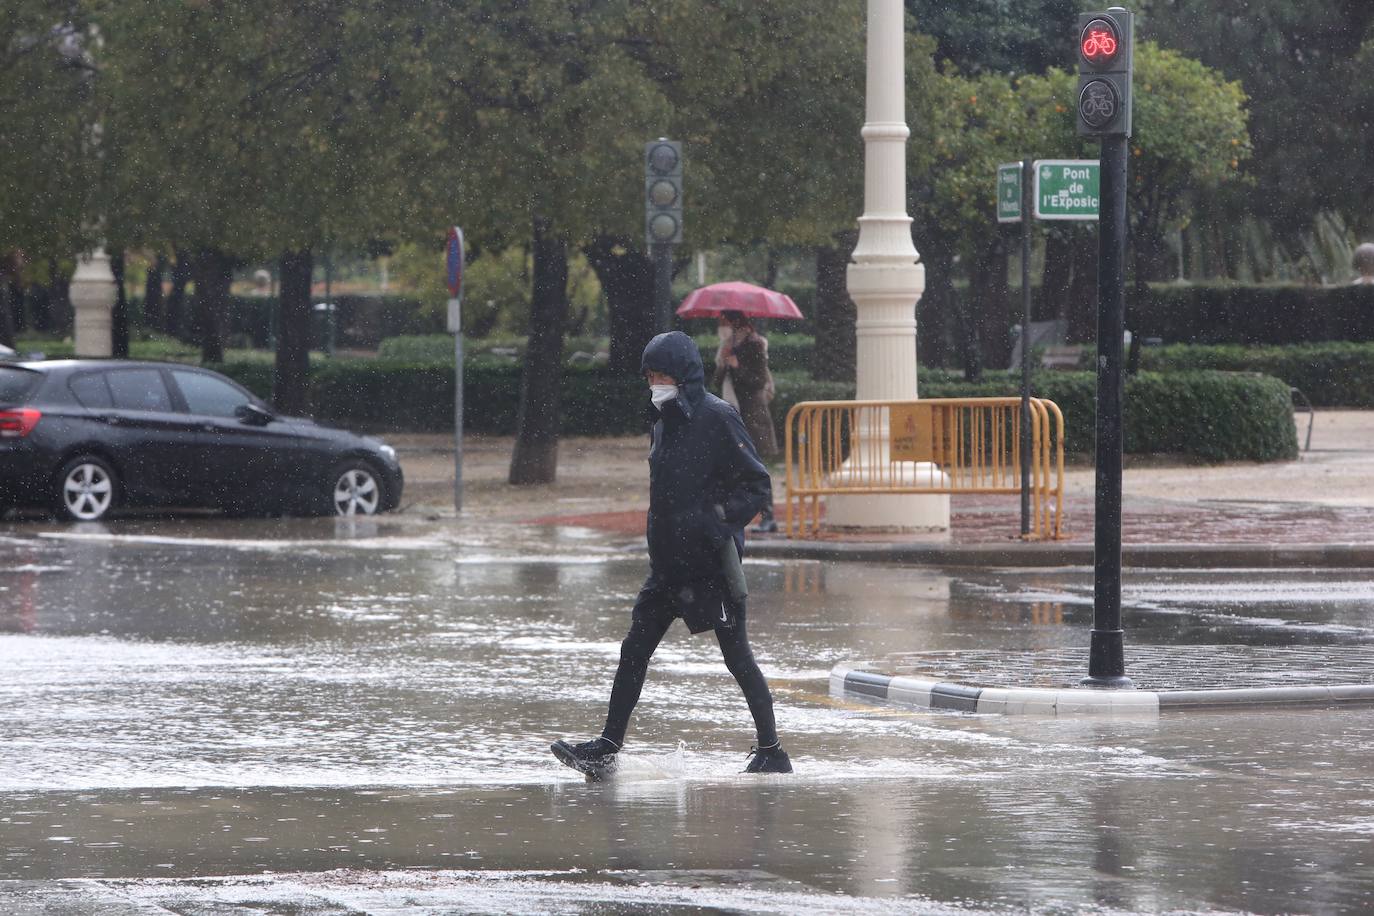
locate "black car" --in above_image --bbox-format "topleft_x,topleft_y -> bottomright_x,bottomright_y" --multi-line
0,360 -> 403,521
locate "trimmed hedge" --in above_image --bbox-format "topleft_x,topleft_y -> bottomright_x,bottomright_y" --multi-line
213,359 -> 647,436
376,334 -> 610,364
210,359 -> 1297,463
137,294 -> 442,349
1133,284 -> 1374,345
1139,342 -> 1374,408
372,331 -> 817,373
770,370 -> 1297,463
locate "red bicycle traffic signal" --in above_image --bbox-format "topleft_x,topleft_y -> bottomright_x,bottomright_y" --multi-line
1075,10 -> 1133,137
1079,19 -> 1121,67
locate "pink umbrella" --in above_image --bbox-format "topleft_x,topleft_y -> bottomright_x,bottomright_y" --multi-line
675,281 -> 804,320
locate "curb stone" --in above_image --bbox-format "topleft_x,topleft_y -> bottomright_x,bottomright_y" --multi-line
830,664 -> 1374,716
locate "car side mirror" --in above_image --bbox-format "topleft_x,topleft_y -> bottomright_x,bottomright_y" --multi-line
236,403 -> 275,425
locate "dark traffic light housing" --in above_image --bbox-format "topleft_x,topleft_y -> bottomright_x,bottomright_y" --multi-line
1076,8 -> 1133,137
644,139 -> 683,246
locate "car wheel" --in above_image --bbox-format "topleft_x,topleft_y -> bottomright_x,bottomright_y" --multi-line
329,460 -> 383,516
55,455 -> 118,522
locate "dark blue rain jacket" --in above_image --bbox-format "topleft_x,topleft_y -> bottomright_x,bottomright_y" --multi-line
640,332 -> 772,626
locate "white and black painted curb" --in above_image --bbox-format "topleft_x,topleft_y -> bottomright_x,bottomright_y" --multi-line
831,665 -> 1374,716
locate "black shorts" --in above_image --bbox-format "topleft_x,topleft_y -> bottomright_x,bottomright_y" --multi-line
633,577 -> 738,635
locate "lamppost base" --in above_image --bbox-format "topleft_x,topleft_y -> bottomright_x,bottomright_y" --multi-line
1080,674 -> 1135,689
1082,627 -> 1131,688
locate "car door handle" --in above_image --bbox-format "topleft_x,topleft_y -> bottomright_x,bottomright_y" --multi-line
101,415 -> 124,426
200,424 -> 217,433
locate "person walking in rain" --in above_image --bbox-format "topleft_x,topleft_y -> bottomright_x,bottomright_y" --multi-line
552,330 -> 792,775
713,311 -> 779,532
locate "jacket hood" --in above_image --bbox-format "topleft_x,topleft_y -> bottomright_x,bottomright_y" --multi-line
641,331 -> 706,414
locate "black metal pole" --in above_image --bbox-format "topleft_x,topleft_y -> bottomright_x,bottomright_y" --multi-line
1019,159 -> 1033,538
652,242 -> 673,333
1085,135 -> 1131,687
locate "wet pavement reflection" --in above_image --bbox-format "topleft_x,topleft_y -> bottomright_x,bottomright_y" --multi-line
1,517 -> 1373,913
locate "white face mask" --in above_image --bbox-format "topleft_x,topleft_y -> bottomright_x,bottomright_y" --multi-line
717,326 -> 733,343
650,384 -> 678,410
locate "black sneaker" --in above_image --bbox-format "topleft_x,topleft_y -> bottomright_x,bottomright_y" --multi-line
551,737 -> 619,779
744,743 -> 792,774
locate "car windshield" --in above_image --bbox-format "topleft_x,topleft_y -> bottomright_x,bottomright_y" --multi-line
0,367 -> 38,404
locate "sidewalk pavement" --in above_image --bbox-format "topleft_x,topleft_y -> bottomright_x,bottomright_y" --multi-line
391,410 -> 1374,567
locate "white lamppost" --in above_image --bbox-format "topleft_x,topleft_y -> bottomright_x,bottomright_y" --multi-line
826,0 -> 950,531
70,246 -> 117,358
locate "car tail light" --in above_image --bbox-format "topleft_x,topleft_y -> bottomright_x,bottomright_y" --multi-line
0,409 -> 41,438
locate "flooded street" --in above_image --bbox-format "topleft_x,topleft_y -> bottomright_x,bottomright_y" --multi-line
2,519 -> 1374,913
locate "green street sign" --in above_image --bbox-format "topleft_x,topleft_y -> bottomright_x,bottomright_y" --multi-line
997,162 -> 1022,223
1033,159 -> 1100,220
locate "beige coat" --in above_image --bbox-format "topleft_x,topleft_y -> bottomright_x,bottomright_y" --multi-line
714,332 -> 777,458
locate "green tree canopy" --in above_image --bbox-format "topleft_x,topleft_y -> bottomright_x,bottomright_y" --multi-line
1137,0 -> 1374,238
906,0 -> 1079,76
0,2 -> 97,262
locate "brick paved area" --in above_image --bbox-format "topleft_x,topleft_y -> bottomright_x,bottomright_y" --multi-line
523,496 -> 1374,547
877,645 -> 1374,691
944,494 -> 1374,545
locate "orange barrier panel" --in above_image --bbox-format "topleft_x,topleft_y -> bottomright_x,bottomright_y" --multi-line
783,397 -> 1066,540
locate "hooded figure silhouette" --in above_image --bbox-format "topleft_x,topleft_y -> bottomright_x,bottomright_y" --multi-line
550,331 -> 793,776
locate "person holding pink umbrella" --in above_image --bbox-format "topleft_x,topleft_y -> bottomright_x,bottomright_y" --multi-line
714,311 -> 778,533
677,282 -> 801,535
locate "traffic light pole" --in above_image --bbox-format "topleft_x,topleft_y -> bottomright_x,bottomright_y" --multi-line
651,242 -> 673,334
1084,133 -> 1131,688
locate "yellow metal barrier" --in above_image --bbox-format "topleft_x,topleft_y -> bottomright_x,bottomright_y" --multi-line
784,397 -> 1066,540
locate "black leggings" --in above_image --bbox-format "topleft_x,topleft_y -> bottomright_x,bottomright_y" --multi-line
601,610 -> 778,748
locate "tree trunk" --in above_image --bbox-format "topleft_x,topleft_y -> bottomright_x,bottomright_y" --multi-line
763,247 -> 779,289
142,254 -> 165,331
193,248 -> 231,364
0,253 -> 20,347
0,283 -> 14,350
27,281 -> 50,334
47,258 -> 72,336
111,252 -> 130,358
166,248 -> 192,338
969,236 -> 1011,371
509,216 -> 570,486
585,234 -> 653,376
274,249 -> 313,415
916,232 -> 958,371
811,232 -> 857,382
1066,232 -> 1098,344
566,304 -> 590,338
1041,230 -> 1073,323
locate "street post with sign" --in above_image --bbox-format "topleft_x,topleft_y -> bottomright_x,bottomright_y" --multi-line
645,139 -> 683,333
1019,159 -> 1034,539
446,226 -> 465,512
998,159 -> 1101,537
1076,7 -> 1134,688
998,161 -> 1034,537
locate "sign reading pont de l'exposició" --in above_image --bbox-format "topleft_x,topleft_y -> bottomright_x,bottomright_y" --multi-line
1033,160 -> 1100,220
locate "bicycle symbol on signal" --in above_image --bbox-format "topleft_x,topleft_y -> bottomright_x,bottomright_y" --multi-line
1081,28 -> 1118,60
1079,81 -> 1117,127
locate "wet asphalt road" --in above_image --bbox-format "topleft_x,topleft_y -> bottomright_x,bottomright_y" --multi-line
1,517 -> 1373,914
